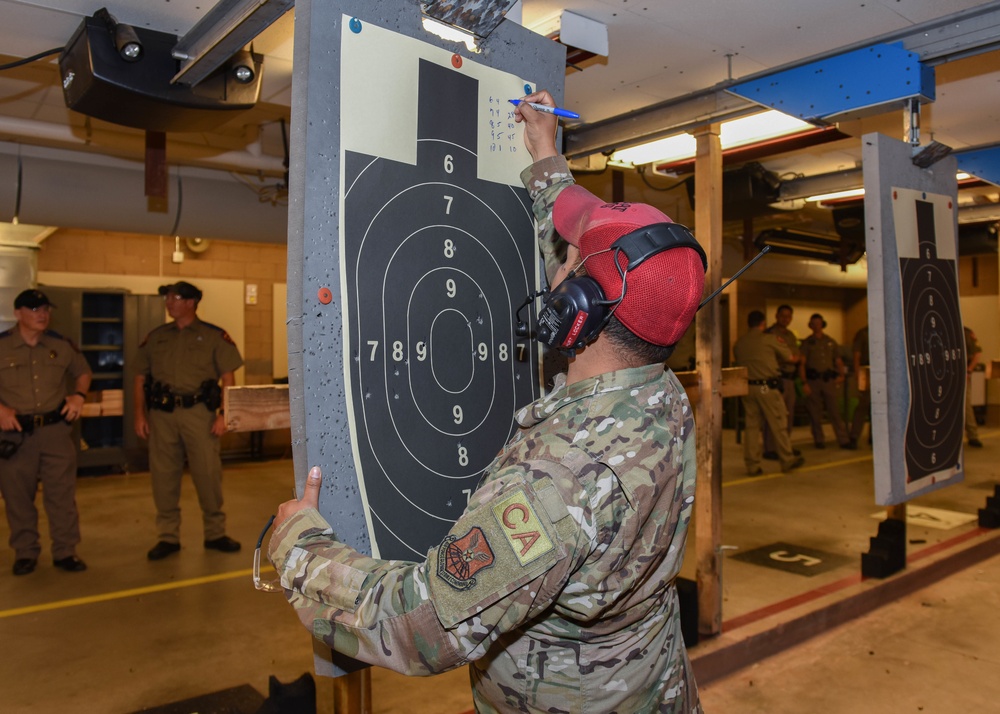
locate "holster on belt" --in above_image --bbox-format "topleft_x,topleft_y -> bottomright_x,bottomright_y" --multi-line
146,381 -> 175,413
749,378 -> 783,392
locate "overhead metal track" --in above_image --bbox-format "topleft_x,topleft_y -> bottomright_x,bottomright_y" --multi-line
563,1 -> 1000,160
172,0 -> 294,86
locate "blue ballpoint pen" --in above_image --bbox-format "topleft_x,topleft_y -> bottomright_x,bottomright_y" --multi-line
508,99 -> 580,120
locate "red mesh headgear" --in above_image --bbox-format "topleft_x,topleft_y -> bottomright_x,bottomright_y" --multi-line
552,185 -> 706,347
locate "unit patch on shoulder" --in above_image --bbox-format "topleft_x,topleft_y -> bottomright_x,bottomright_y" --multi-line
437,526 -> 495,591
492,488 -> 554,566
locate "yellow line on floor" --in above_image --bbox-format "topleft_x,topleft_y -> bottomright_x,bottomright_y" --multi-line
725,454 -> 874,487
726,429 -> 998,487
0,566 -> 274,620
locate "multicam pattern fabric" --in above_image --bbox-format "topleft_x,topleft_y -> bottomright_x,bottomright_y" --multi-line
269,155 -> 701,713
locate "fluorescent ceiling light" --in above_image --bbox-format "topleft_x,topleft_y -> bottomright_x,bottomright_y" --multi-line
422,17 -> 480,52
806,172 -> 971,203
610,110 -> 814,166
805,188 -> 866,202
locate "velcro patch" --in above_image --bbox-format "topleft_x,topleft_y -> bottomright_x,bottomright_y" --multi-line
492,489 -> 554,566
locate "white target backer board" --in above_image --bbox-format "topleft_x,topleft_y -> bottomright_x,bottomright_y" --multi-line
863,133 -> 964,505
339,17 -> 542,560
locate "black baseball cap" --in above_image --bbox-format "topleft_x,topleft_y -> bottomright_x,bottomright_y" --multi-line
14,289 -> 54,309
158,281 -> 203,301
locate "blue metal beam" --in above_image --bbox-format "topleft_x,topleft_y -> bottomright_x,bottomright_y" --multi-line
956,145 -> 1000,188
727,42 -> 934,124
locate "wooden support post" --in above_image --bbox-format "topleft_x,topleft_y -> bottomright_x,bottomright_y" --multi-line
676,367 -> 748,406
693,123 -> 724,637
332,668 -> 371,714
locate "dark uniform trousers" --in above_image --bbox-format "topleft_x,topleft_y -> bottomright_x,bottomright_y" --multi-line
0,421 -> 80,560
806,378 -> 849,446
743,385 -> 797,471
966,375 -> 979,441
148,406 -> 226,543
851,385 -> 870,442
764,376 -> 797,452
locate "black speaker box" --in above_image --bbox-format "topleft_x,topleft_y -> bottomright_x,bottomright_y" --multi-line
59,14 -> 262,132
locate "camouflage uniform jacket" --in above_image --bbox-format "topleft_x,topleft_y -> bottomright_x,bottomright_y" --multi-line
269,365 -> 699,713
268,155 -> 701,713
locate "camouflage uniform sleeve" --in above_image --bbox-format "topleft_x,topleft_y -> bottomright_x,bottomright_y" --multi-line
519,155 -> 575,284
268,463 -> 591,677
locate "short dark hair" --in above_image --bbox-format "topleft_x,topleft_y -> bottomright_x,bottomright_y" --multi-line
748,310 -> 766,328
602,315 -> 676,367
777,304 -> 793,314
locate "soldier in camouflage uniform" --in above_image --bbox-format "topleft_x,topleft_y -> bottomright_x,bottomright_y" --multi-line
268,90 -> 705,713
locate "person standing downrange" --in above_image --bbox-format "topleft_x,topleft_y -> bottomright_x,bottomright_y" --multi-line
800,313 -> 849,449
0,289 -> 91,576
134,281 -> 243,560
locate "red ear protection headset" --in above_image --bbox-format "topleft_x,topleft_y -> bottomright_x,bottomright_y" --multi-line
516,222 -> 707,355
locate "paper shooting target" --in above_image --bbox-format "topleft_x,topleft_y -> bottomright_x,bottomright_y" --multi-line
340,50 -> 540,561
894,189 -> 965,486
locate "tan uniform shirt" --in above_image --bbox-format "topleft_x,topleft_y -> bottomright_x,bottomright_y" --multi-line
801,334 -> 841,374
734,329 -> 792,381
764,323 -> 799,376
0,328 -> 90,414
135,318 -> 243,393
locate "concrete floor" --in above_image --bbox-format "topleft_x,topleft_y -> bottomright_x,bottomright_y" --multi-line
1,424 -> 998,713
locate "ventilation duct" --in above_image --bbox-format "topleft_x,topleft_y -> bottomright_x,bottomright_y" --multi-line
0,143 -> 286,243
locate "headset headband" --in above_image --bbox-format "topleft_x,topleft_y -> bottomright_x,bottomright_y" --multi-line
608,222 -> 707,272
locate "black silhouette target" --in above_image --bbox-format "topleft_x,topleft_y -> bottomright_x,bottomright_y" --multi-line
898,198 -> 965,482
342,60 -> 539,560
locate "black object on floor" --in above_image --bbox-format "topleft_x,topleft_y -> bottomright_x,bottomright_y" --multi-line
130,684 -> 264,714
256,673 -> 317,714
978,484 -> 1000,528
861,517 -> 906,579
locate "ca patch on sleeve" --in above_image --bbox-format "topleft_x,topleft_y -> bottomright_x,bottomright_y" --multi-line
492,488 -> 554,566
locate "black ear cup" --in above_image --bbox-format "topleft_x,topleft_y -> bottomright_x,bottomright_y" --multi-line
536,276 -> 609,351
515,320 -> 530,338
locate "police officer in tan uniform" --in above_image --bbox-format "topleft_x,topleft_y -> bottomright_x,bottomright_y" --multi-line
764,304 -> 802,458
800,313 -> 850,449
849,325 -> 870,449
734,310 -> 805,475
965,326 -> 983,448
134,281 -> 243,560
0,289 -> 91,575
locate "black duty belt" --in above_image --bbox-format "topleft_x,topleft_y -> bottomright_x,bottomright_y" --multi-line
14,408 -> 65,433
171,393 -> 204,409
748,378 -> 783,390
806,369 -> 839,381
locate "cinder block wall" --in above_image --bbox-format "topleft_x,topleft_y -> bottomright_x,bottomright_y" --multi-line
37,229 -> 291,459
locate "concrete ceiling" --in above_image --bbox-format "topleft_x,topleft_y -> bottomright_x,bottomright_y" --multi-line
0,0 -> 997,257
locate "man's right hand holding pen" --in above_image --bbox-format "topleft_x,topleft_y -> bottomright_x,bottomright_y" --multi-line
512,90 -> 560,163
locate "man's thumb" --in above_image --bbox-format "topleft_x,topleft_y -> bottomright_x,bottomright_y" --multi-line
302,466 -> 322,505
